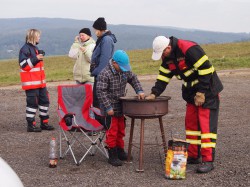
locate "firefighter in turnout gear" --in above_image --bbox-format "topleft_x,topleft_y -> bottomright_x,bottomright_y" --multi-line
146,36 -> 223,173
18,29 -> 54,132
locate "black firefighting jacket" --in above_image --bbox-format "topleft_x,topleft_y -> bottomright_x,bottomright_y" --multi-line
151,36 -> 223,109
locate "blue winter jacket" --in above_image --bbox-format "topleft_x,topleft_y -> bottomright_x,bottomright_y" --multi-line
90,31 -> 117,77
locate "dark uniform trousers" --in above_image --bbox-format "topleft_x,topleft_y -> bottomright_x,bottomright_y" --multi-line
25,87 -> 50,123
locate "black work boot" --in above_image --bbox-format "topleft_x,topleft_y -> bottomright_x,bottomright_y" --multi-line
40,119 -> 54,130
107,147 -> 123,166
197,162 -> 214,173
27,121 -> 42,132
187,157 -> 201,164
117,147 -> 129,161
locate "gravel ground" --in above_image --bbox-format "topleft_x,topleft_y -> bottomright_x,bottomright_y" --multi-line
0,69 -> 250,187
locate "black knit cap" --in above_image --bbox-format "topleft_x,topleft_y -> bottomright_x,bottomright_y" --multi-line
93,17 -> 107,30
79,28 -> 91,36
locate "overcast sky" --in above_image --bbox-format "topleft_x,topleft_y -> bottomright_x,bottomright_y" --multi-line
0,0 -> 249,33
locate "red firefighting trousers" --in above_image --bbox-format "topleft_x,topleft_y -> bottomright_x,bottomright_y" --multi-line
105,116 -> 125,149
185,103 -> 219,162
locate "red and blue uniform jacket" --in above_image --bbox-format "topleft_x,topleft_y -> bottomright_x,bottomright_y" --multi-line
18,43 -> 46,90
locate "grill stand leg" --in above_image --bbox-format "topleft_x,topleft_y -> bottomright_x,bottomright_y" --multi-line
127,118 -> 135,163
136,118 -> 145,172
159,117 -> 167,155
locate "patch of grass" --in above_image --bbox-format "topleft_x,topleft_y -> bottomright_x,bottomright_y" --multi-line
1,41 -> 250,86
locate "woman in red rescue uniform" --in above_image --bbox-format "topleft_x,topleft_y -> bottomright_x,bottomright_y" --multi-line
145,36 -> 223,173
19,29 -> 54,132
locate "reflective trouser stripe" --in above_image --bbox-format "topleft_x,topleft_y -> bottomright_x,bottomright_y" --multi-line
201,133 -> 217,139
26,107 -> 37,119
39,105 -> 49,110
26,113 -> 35,118
186,139 -> 201,145
26,107 -> 37,113
186,130 -> 201,136
39,111 -> 48,116
201,142 -> 216,148
185,103 -> 219,162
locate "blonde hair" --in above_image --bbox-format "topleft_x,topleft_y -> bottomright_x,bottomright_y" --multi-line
26,29 -> 41,45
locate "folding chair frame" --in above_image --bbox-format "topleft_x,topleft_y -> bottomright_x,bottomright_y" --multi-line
57,85 -> 108,166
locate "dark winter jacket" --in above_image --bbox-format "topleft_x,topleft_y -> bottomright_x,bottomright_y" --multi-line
90,31 -> 117,77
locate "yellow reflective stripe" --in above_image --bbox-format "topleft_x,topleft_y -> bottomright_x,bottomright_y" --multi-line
157,75 -> 170,83
201,142 -> 216,148
186,139 -> 201,145
175,75 -> 181,80
159,66 -> 171,74
186,130 -> 201,136
183,79 -> 199,87
198,66 -> 215,75
184,69 -> 194,77
194,55 -> 208,68
201,133 -> 217,139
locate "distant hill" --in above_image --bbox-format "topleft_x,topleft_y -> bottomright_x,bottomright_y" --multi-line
1,17 -> 250,60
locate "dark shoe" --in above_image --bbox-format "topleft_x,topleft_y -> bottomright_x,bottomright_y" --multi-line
197,162 -> 214,173
27,122 -> 42,132
117,147 -> 129,161
40,123 -> 55,130
107,147 -> 123,166
187,157 -> 201,164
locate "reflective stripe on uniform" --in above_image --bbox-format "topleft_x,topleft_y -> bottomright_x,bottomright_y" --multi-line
26,113 -> 35,118
20,60 -> 27,66
157,75 -> 170,83
184,69 -> 194,77
26,107 -> 37,113
201,142 -> 216,148
186,139 -> 201,145
193,55 -> 208,69
201,133 -> 217,139
39,111 -> 48,116
175,75 -> 181,80
159,66 -> 171,74
198,66 -> 215,75
183,79 -> 199,87
22,80 -> 46,86
186,130 -> 201,136
27,59 -> 33,68
39,105 -> 49,110
20,67 -> 44,72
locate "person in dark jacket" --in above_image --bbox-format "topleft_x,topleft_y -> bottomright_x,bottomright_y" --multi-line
97,50 -> 145,166
146,36 -> 223,173
19,29 -> 54,132
90,17 -> 117,129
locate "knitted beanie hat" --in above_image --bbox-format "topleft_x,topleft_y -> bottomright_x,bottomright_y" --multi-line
93,17 -> 107,30
79,28 -> 91,36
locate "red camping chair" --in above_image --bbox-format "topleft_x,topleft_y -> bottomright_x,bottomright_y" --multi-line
57,84 -> 108,165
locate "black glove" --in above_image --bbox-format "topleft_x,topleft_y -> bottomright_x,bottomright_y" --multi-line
90,62 -> 97,73
38,50 -> 45,56
63,113 -> 74,126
